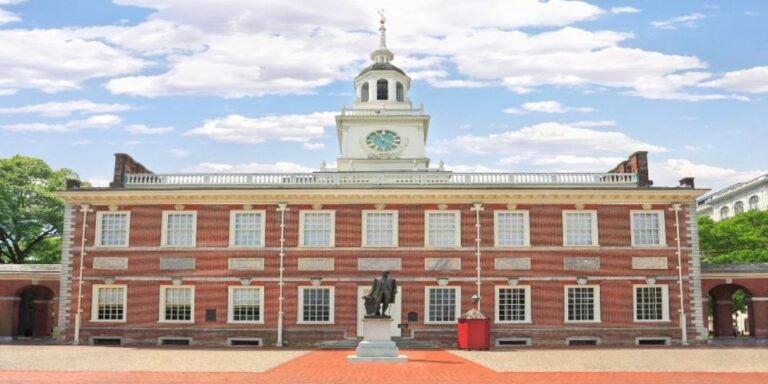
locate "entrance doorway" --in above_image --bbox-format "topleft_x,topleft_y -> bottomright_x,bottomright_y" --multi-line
708,284 -> 754,338
356,286 -> 401,337
16,285 -> 55,338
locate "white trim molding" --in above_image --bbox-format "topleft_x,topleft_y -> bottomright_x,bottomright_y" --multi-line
297,286 -> 335,324
298,210 -> 336,248
564,284 -> 601,323
158,285 -> 195,324
161,211 -> 197,247
89,284 -> 127,323
632,284 -> 670,322
562,210 -> 599,247
361,210 -> 399,247
494,285 -> 532,324
424,286 -> 461,324
227,286 -> 265,324
630,210 -> 667,247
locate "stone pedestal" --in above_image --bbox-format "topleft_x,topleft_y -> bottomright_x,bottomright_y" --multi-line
346,318 -> 407,363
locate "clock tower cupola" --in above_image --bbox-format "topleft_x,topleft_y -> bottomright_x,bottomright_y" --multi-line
335,14 -> 431,171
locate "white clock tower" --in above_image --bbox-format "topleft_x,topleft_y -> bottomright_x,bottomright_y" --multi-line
335,16 -> 431,172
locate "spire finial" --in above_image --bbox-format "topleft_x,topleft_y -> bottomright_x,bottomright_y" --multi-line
377,9 -> 387,49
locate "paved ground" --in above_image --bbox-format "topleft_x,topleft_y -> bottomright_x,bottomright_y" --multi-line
1,346 -> 767,384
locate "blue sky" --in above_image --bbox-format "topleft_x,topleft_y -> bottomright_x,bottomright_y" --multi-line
0,0 -> 766,191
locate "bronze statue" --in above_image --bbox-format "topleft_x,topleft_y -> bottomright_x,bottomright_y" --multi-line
363,271 -> 397,318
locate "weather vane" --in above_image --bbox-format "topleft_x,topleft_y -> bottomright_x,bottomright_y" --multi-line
377,8 -> 386,24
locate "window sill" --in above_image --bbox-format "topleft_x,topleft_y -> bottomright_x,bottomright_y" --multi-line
157,320 -> 195,324
361,244 -> 399,248
424,321 -> 458,325
228,245 -> 266,249
562,244 -> 600,248
633,319 -> 671,323
226,320 -> 265,325
93,245 -> 129,249
564,320 -> 602,324
494,320 -> 533,324
159,245 -> 197,248
630,244 -> 669,248
296,321 -> 335,325
89,319 -> 127,323
493,245 -> 532,249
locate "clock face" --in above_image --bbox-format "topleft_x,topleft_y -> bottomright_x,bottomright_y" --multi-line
366,129 -> 402,152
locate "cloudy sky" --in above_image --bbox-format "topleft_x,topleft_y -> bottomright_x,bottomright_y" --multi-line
0,0 -> 766,191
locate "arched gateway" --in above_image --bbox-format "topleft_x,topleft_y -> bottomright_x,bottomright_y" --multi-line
701,263 -> 768,341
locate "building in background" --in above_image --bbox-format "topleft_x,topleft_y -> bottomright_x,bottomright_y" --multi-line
54,19 -> 712,348
697,174 -> 768,221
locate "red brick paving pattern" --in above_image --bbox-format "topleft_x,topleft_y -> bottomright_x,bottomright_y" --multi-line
2,350 -> 766,384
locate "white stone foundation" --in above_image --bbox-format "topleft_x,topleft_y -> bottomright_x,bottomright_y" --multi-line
346,318 -> 407,363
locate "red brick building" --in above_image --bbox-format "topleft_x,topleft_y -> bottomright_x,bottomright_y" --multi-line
0,265 -> 59,341
55,22 -> 713,347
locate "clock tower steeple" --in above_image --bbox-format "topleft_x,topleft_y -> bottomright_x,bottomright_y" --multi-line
335,15 -> 431,171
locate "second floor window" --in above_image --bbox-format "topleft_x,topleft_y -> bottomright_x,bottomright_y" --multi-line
363,211 -> 397,247
162,211 -> 196,247
563,211 -> 598,246
230,211 -> 265,247
96,212 -> 129,246
631,211 -> 666,246
300,211 -> 335,247
495,211 -> 529,247
425,211 -> 460,248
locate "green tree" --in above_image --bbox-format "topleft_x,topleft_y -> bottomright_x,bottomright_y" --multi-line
699,210 -> 768,264
0,155 -> 82,264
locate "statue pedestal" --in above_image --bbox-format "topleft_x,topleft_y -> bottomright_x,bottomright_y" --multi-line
346,318 -> 407,363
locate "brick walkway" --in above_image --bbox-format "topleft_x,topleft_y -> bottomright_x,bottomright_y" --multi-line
2,350 -> 768,384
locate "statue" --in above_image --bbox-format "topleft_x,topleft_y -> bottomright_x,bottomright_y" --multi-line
363,271 -> 397,318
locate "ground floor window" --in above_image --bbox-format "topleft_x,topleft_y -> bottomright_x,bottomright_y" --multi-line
228,286 -> 264,323
565,285 -> 600,322
634,285 -> 669,321
425,286 -> 460,324
298,286 -> 334,324
91,284 -> 126,322
159,285 -> 194,323
495,286 -> 531,323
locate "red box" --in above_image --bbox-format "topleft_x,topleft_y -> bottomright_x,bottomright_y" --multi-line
457,318 -> 490,350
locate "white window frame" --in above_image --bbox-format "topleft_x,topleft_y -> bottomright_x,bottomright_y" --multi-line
630,210 -> 667,247
298,210 -> 335,248
94,211 -> 131,247
228,210 -> 266,248
158,285 -> 195,324
424,286 -> 461,324
161,211 -> 197,247
562,210 -> 599,247
424,210 -> 461,248
563,285 -> 601,323
227,286 -> 265,324
90,284 -> 127,323
494,285 -> 532,324
361,210 -> 399,247
633,284 -> 670,322
493,210 -> 530,247
297,286 -> 335,324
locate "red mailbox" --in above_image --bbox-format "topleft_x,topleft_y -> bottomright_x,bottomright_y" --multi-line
457,318 -> 491,350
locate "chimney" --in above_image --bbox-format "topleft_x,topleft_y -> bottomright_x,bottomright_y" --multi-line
608,151 -> 652,187
110,153 -> 153,188
679,177 -> 695,188
65,179 -> 81,190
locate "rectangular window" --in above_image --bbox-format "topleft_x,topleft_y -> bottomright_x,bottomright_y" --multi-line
494,211 -> 529,247
162,211 -> 197,247
230,211 -> 265,247
425,287 -> 460,323
634,285 -> 669,321
362,211 -> 398,247
631,211 -> 666,246
91,285 -> 126,322
228,287 -> 263,323
495,286 -> 531,323
95,212 -> 130,247
565,285 -> 600,322
563,210 -> 598,246
298,287 -> 334,324
159,286 -> 194,323
425,211 -> 460,248
299,211 -> 335,247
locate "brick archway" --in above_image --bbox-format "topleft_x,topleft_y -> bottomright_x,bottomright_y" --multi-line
15,285 -> 56,338
701,263 -> 768,340
708,284 -> 754,338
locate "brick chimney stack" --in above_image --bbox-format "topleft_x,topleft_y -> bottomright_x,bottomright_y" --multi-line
608,151 -> 652,187
110,153 -> 152,188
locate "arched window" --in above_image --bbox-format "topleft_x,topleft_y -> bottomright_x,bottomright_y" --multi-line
749,195 -> 759,210
396,82 -> 404,102
734,201 -> 744,214
361,83 -> 369,102
376,79 -> 388,100
720,206 -> 729,219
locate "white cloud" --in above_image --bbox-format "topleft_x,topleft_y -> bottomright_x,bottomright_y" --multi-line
0,29 -> 147,93
303,142 -> 326,150
610,7 -> 641,14
0,1 -> 28,4
651,13 -> 705,30
504,100 -> 594,114
183,161 -> 315,173
653,159 -> 767,191
699,66 -> 768,94
71,140 -> 91,146
570,120 -> 616,128
0,99 -> 132,117
0,89 -> 17,96
85,178 -> 111,188
1,114 -> 122,132
169,148 -> 189,157
433,122 -> 665,164
185,112 -> 335,144
442,164 -> 506,173
0,8 -> 19,24
125,124 -> 175,135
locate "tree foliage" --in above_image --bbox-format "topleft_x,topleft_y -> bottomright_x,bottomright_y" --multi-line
699,210 -> 768,264
0,155 -> 81,264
